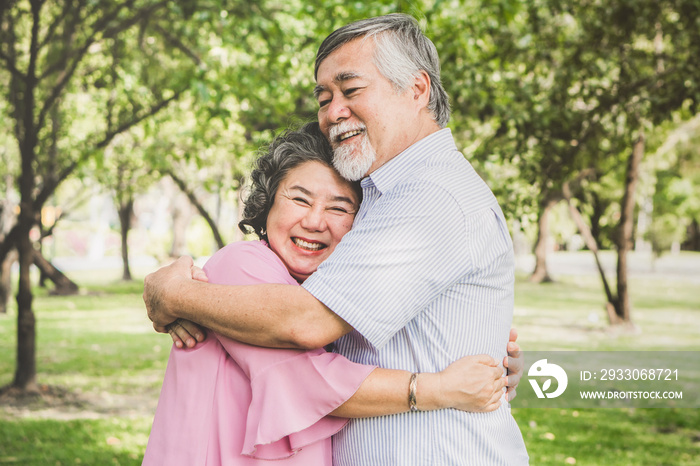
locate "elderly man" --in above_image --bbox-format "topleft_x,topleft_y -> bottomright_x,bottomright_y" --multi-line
145,13 -> 528,465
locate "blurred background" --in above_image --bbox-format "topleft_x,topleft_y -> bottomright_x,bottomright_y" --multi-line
1,0 -> 699,464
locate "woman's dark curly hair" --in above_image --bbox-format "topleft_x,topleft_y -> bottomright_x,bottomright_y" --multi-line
238,121 -> 362,240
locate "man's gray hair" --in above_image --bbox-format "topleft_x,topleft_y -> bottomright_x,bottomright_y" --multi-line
314,13 -> 450,128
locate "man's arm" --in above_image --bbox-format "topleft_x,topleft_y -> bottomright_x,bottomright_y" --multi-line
144,256 -> 352,350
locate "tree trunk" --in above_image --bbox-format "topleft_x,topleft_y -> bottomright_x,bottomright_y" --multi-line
614,135 -> 645,324
683,219 -> 700,251
1,179 -> 18,309
15,219 -> 37,391
588,191 -> 608,248
4,0 -> 185,393
563,182 -> 620,324
31,249 -> 79,295
13,0 -> 40,391
170,191 -> 192,258
118,197 -> 134,281
530,196 -> 559,283
167,171 -> 225,250
38,235 -> 48,288
0,249 -> 17,314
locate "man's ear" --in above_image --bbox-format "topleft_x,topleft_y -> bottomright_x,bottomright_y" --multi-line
411,70 -> 431,108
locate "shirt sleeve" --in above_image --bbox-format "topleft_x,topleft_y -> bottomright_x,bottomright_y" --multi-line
203,241 -> 377,460
302,180 -> 508,350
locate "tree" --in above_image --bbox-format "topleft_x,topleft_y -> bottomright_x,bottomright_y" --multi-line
645,114 -> 700,257
0,103 -> 19,313
0,0 -> 198,392
438,0 -> 700,324
93,130 -> 156,280
0,0 -> 395,392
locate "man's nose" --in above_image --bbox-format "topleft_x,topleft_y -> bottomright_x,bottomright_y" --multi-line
326,97 -> 351,123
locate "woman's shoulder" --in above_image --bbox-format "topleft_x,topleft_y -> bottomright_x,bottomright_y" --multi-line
204,240 -> 296,286
216,239 -> 275,258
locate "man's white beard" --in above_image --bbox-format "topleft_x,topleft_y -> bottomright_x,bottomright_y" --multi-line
330,126 -> 376,181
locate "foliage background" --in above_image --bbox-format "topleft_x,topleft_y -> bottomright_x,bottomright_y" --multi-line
1,0 -> 699,464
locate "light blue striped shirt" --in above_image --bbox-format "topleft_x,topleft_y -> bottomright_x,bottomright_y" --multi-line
302,129 -> 528,465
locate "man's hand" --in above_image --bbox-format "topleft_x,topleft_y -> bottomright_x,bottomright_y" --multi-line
143,257 -> 209,348
143,256 -> 195,331
503,328 -> 523,401
430,354 -> 507,413
166,263 -> 209,348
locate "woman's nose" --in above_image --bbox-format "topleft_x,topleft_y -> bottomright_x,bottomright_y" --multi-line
300,206 -> 327,231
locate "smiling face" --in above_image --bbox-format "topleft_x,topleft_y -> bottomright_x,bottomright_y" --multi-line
265,160 -> 360,282
314,37 -> 436,180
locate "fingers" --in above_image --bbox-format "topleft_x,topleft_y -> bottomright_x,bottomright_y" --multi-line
507,370 -> 522,388
509,327 -> 518,343
178,319 -> 207,343
492,364 -> 505,381
477,377 -> 508,413
506,350 -> 524,377
507,340 -> 522,358
167,319 -> 202,348
505,330 -> 523,383
191,265 -> 209,282
473,353 -> 498,366
167,325 -> 186,349
153,322 -> 169,334
505,338 -> 523,400
176,255 -> 194,268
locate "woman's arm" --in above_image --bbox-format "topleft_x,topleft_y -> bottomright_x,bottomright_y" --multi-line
331,354 -> 507,417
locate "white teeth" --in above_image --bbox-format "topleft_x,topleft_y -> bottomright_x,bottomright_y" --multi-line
339,130 -> 363,141
293,238 -> 324,251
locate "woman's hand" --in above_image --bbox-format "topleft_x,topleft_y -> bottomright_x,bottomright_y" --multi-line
419,355 -> 507,413
167,318 -> 207,348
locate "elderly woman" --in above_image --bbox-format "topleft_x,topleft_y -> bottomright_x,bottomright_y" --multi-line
143,122 -> 507,465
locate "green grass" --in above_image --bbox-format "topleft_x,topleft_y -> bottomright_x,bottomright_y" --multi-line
513,273 -> 700,351
0,417 -> 152,465
1,257 -> 699,465
515,408 -> 700,465
0,277 -> 170,465
510,263 -> 700,465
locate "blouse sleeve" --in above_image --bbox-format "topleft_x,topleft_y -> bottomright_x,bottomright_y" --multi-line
202,241 -> 377,460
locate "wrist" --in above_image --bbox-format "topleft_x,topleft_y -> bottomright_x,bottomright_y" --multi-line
161,275 -> 196,324
413,372 -> 445,411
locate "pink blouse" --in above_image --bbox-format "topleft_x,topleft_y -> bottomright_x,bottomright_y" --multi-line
143,241 -> 376,465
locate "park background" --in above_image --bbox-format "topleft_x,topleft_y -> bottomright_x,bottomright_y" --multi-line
0,0 -> 699,464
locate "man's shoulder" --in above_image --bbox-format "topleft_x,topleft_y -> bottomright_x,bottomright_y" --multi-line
402,149 -> 497,212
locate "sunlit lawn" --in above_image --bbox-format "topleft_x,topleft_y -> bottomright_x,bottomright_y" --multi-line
0,255 -> 699,465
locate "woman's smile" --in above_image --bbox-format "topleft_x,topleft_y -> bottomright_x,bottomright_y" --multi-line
292,237 -> 328,252
266,160 -> 360,282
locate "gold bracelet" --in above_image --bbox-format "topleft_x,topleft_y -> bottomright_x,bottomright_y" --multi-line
408,373 -> 419,412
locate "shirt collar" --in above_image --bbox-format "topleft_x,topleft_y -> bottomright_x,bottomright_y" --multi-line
361,128 -> 457,193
